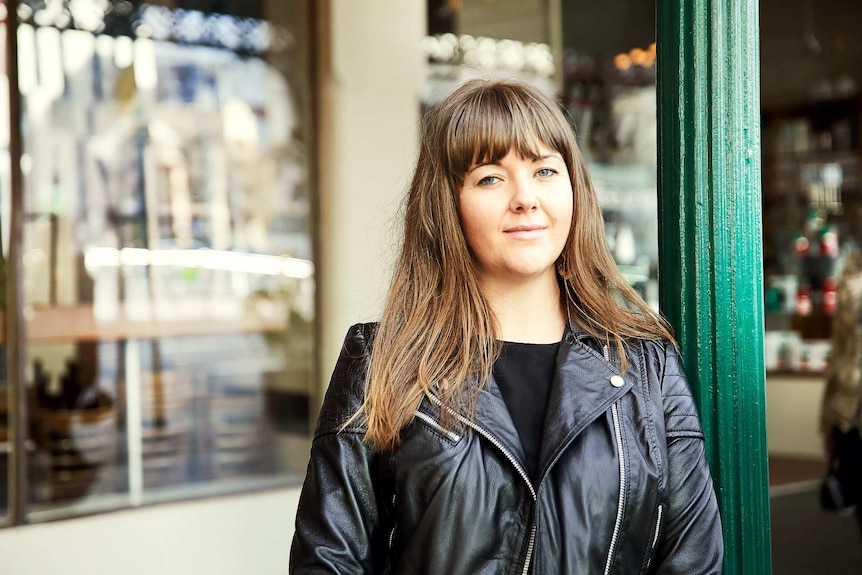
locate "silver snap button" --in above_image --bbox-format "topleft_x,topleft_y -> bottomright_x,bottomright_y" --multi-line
610,375 -> 625,388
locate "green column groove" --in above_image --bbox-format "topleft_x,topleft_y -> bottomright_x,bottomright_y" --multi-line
657,1 -> 772,574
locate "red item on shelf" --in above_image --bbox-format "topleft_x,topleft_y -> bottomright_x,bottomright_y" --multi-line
821,229 -> 839,258
823,277 -> 838,315
796,285 -> 812,316
794,235 -> 810,256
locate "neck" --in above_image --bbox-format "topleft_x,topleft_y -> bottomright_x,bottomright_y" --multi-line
480,271 -> 567,344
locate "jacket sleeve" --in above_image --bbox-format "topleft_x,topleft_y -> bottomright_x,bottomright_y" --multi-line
651,342 -> 724,574
289,324 -> 390,574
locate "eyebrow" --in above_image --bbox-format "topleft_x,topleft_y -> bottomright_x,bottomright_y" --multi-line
538,153 -> 563,162
468,153 -> 563,172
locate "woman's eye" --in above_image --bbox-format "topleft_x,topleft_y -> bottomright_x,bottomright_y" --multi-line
477,175 -> 499,186
536,168 -> 557,177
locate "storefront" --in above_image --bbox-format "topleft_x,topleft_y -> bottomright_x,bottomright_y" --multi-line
0,0 -> 321,518
11,0 -> 848,573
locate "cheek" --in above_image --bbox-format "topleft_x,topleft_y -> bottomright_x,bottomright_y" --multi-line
458,197 -> 489,251
556,196 -> 574,239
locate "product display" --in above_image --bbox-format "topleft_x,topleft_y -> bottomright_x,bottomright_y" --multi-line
762,99 -> 862,371
561,51 -> 660,309
7,16 -> 315,521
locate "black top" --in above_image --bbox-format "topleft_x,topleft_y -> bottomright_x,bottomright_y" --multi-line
492,340 -> 560,482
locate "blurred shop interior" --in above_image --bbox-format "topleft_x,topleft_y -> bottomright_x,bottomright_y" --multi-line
758,0 -> 862,474
0,0 -> 861,572
0,0 -> 317,526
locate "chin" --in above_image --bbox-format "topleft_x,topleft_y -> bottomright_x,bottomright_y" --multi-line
503,264 -> 558,281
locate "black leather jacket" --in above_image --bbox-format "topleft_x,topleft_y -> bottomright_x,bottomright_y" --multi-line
290,322 -> 723,574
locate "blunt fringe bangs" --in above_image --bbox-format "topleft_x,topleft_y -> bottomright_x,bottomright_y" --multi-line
435,81 -> 577,188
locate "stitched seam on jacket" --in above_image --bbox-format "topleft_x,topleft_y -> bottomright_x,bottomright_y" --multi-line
314,427 -> 366,440
666,430 -> 704,439
639,340 -> 659,455
642,340 -> 670,572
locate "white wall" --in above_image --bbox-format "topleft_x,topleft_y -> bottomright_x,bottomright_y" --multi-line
766,375 -> 828,459
0,1 -> 425,573
318,0 -> 425,379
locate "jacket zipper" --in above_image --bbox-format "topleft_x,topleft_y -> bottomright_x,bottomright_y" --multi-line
388,494 -> 398,549
414,410 -> 462,442
650,504 -> 663,549
645,504 -> 664,571
603,401 -> 626,575
521,523 -> 537,575
427,393 -> 537,574
382,494 -> 397,575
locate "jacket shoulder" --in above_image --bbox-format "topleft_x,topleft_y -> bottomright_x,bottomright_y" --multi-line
631,338 -> 703,436
314,322 -> 378,437
657,340 -> 704,438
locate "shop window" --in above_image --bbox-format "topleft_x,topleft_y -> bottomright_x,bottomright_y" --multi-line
559,1 -> 658,309
761,0 -> 862,377
1,0 -> 315,525
762,100 -> 860,374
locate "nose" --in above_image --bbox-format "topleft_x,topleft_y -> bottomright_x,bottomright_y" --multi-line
510,176 -> 539,212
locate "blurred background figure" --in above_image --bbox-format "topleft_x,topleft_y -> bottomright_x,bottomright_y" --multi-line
821,249 -> 862,537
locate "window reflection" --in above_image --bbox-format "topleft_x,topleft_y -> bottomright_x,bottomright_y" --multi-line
562,33 -> 659,310
10,3 -> 314,522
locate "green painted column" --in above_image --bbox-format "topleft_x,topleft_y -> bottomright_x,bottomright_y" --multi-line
656,1 -> 771,574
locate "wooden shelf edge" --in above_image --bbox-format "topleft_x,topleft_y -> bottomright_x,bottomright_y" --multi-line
0,301 -> 290,345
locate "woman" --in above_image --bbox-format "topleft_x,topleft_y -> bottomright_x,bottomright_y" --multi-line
290,79 -> 723,574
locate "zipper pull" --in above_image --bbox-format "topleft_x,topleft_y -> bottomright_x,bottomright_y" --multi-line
603,343 -> 610,363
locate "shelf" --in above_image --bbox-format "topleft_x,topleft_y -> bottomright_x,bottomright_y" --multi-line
766,370 -> 827,380
2,300 -> 290,345
763,148 -> 859,163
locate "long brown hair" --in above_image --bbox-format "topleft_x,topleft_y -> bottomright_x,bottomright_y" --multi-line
359,79 -> 673,451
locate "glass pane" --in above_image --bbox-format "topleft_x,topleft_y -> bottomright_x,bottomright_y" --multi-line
760,0 -> 862,568
17,2 -> 314,522
560,2 -> 658,309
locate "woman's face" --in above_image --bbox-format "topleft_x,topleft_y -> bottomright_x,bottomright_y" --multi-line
458,143 -> 574,288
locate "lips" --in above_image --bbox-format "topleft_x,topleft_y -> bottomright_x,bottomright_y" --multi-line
505,225 -> 545,232
504,224 -> 547,239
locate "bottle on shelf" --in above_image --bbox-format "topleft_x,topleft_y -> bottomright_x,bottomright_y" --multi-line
795,284 -> 812,317
822,276 -> 838,315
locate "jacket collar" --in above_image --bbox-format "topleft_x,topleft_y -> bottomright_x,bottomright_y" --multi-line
464,323 -> 633,484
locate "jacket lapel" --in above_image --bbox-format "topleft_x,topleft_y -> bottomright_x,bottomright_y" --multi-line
536,333 -> 633,483
471,374 -> 529,476
425,374 -> 530,479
